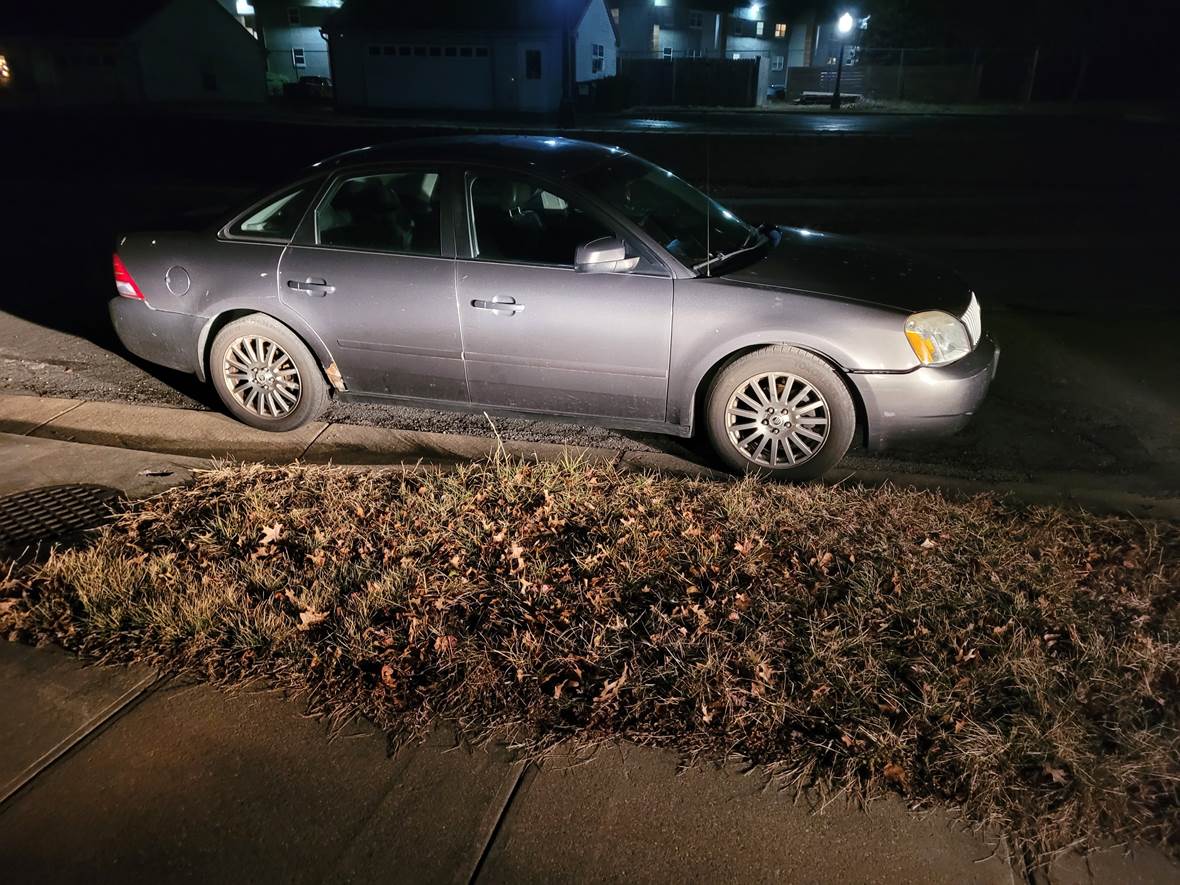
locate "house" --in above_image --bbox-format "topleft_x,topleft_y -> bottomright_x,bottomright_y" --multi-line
0,0 -> 266,105
324,0 -> 618,113
222,0 -> 338,86
614,1 -> 815,100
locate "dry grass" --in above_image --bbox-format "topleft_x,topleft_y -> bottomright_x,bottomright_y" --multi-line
3,459 -> 1178,861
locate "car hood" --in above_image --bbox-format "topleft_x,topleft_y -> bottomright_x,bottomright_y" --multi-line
722,227 -> 972,315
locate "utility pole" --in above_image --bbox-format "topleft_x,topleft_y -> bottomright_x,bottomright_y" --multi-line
1023,45 -> 1040,104
830,12 -> 854,110
560,0 -> 577,125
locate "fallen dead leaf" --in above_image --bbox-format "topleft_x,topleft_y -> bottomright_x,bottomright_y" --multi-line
298,609 -> 328,630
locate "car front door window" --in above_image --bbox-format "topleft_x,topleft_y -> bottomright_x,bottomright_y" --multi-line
468,176 -> 614,267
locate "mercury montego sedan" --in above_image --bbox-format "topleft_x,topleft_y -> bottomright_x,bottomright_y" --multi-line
110,135 -> 997,480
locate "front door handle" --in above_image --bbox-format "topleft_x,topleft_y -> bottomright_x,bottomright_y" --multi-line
286,278 -> 335,296
471,296 -> 525,315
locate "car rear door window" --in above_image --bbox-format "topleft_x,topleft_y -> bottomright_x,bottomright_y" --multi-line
468,175 -> 612,266
229,184 -> 316,241
315,171 -> 441,256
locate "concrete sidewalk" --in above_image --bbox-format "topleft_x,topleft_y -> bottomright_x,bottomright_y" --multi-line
2,392 -> 1178,518
4,643 -> 1177,884
0,643 -> 1025,885
1,399 -> 1177,883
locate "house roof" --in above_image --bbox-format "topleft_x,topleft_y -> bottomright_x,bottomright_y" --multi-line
328,0 -> 597,33
0,0 -> 173,38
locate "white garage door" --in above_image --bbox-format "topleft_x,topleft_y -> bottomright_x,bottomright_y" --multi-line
363,42 -> 494,110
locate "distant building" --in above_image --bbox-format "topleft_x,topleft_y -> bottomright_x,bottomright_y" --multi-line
613,1 -> 815,99
222,0 -> 338,85
325,0 -> 618,113
0,0 -> 265,105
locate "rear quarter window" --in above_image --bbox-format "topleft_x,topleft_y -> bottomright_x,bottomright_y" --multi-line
227,184 -> 317,241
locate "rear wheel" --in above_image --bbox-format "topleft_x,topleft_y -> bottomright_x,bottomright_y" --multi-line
705,346 -> 855,480
209,315 -> 327,432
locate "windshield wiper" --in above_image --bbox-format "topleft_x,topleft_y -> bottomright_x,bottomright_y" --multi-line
692,232 -> 765,274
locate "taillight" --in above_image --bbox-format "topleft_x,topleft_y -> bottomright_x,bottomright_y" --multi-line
113,253 -> 145,300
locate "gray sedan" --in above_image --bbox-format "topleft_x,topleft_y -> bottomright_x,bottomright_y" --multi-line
110,135 -> 997,479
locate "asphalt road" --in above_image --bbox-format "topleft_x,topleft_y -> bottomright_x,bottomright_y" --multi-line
609,108 -> 1179,136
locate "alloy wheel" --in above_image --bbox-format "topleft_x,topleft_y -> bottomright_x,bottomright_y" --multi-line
222,334 -> 302,419
725,372 -> 830,468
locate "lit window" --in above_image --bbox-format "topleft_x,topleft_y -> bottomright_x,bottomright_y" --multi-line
774,22 -> 787,37
287,6 -> 300,25
0,54 -> 10,81
291,47 -> 306,67
592,42 -> 605,74
755,20 -> 764,36
772,55 -> 784,71
688,10 -> 702,28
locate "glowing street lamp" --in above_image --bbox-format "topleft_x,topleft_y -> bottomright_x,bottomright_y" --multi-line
830,12 -> 856,110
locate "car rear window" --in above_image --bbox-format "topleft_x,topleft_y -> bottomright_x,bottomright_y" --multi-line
315,171 -> 442,256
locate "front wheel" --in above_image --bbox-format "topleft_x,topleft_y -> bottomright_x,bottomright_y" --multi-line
705,345 -> 856,481
209,315 -> 328,432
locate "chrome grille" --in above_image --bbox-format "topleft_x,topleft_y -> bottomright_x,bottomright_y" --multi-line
961,293 -> 981,345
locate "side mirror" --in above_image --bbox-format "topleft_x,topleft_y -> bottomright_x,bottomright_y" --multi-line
574,236 -> 640,274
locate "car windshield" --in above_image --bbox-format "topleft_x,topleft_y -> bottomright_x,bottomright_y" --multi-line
570,153 -> 761,273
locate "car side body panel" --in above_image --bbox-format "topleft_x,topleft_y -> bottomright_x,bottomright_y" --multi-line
666,276 -> 916,427
114,232 -> 341,383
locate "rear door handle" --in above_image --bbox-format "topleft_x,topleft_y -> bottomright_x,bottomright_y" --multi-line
471,296 -> 525,315
286,278 -> 335,296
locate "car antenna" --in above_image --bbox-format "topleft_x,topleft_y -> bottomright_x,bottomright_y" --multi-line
705,137 -> 711,277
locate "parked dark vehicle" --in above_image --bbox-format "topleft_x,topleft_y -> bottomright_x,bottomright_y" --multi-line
283,75 -> 333,100
110,136 -> 997,479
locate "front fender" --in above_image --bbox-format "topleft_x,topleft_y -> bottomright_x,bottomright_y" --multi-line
668,277 -> 913,429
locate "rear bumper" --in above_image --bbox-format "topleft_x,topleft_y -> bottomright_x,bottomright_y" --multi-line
109,297 -> 204,375
850,335 -> 999,450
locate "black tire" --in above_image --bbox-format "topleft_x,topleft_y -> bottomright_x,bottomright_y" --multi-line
705,345 -> 856,481
209,314 -> 328,432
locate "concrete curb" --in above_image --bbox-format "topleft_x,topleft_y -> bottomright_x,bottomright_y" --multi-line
2,393 -> 1177,518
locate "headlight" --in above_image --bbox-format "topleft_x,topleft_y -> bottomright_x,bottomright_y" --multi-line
904,310 -> 972,366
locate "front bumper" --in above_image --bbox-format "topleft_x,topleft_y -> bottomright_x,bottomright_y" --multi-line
850,335 -> 999,450
109,297 -> 204,375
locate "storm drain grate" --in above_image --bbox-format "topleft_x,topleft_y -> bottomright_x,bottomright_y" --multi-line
0,484 -> 124,553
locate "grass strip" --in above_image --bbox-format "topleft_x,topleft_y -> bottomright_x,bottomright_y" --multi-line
2,459 -> 1177,861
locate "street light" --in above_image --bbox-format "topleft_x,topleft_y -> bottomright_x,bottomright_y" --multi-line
830,12 -> 855,109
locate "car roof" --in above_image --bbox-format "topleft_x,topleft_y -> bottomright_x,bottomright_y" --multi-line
311,135 -> 628,180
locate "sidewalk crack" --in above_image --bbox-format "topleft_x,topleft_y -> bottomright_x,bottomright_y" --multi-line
24,399 -> 85,436
297,422 -> 331,461
0,669 -> 168,809
466,759 -> 533,885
